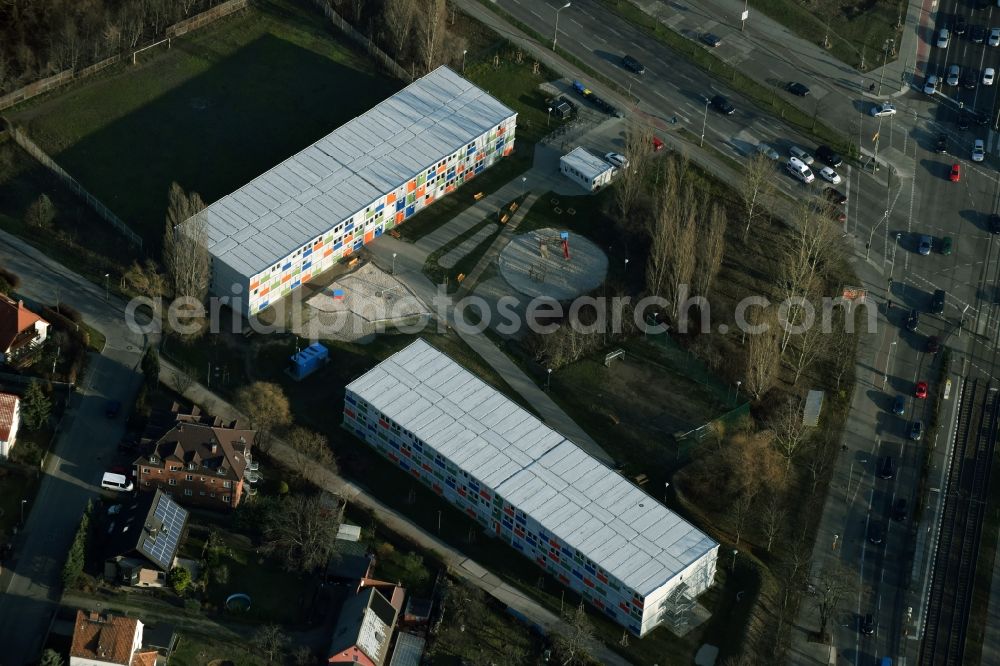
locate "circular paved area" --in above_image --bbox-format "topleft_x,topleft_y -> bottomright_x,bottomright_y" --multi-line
498,227 -> 608,301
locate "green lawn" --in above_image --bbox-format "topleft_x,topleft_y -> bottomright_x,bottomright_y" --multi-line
8,0 -> 399,250
170,633 -> 268,666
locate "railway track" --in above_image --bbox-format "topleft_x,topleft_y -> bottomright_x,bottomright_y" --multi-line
919,379 -> 1000,666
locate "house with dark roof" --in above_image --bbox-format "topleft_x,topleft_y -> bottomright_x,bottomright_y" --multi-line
0,391 -> 20,459
328,585 -> 406,666
134,404 -> 257,510
69,610 -> 159,666
0,294 -> 48,366
325,539 -> 374,591
101,489 -> 188,588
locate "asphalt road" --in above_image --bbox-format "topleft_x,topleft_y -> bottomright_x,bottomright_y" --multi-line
0,231 -> 145,664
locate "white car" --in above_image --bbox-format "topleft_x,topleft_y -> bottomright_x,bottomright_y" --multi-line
990,27 -> 1000,47
937,28 -> 950,48
985,68 -> 996,86
947,64 -> 961,86
924,75 -> 939,94
819,166 -> 842,184
604,152 -> 629,169
973,139 -> 986,162
870,102 -> 897,117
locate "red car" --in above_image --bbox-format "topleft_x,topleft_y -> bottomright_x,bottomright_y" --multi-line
915,381 -> 929,399
652,136 -> 664,152
950,163 -> 961,182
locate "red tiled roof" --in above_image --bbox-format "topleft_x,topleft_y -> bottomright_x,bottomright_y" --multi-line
70,610 -> 139,665
132,650 -> 159,666
0,392 -> 18,442
0,294 -> 46,352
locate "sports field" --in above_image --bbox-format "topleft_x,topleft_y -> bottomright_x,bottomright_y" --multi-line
7,0 -> 400,249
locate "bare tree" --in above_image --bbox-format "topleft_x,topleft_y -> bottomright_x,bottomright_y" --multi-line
553,602 -> 594,666
234,381 -> 292,451
383,0 -> 416,60
769,398 -> 809,470
762,495 -> 785,552
351,0 -> 366,24
662,185 -> 699,324
744,308 -> 780,400
251,624 -> 288,664
790,306 -> 828,384
645,162 -> 679,299
417,0 -> 448,74
812,562 -> 857,642
286,426 -> 337,478
25,193 -> 56,228
740,153 -> 775,241
614,119 -> 654,230
179,0 -> 200,18
805,438 -> 833,494
262,494 -> 342,571
731,490 -> 756,546
123,259 -> 167,298
163,182 -> 209,308
694,200 -> 726,298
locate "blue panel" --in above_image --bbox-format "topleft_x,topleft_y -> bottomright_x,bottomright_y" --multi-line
572,569 -> 583,579
282,262 -> 292,271
400,461 -> 410,471
302,261 -> 311,270
375,202 -> 385,212
333,241 -> 342,250
292,279 -> 300,289
396,200 -> 405,212
475,165 -> 485,174
405,205 -> 415,216
303,248 -> 312,257
345,395 -> 356,405
259,300 -> 269,309
354,240 -> 363,250
374,227 -> 382,237
345,222 -> 354,232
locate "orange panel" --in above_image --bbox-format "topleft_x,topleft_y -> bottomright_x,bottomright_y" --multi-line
416,186 -> 426,198
386,192 -> 396,204
438,164 -> 446,174
281,274 -> 291,283
343,246 -> 353,257
446,185 -> 456,193
425,195 -> 435,204
324,247 -> 333,257
396,212 -> 405,223
457,164 -> 465,173
260,287 -> 269,297
364,230 -> 374,243
249,281 -> 259,291
343,234 -> 353,244
302,273 -> 311,282
406,180 -> 416,192
503,146 -> 513,156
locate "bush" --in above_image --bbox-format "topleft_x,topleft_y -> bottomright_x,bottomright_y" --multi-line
53,303 -> 82,323
62,501 -> 93,589
168,566 -> 192,594
277,480 -> 289,495
184,598 -> 202,613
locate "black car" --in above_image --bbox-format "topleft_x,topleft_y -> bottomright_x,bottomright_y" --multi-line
956,15 -> 968,35
931,289 -> 946,314
879,455 -> 896,480
892,499 -> 909,522
711,94 -> 735,115
971,24 -> 987,43
927,335 -> 941,353
621,54 -> 645,75
935,134 -> 948,154
906,309 -> 920,331
861,613 -> 876,635
910,419 -> 924,441
105,399 -> 121,418
868,522 -> 884,545
824,187 -> 848,205
975,110 -> 990,126
816,145 -> 843,167
962,70 -> 978,89
990,214 -> 1000,234
701,32 -> 722,47
958,112 -> 971,130
786,81 -> 810,96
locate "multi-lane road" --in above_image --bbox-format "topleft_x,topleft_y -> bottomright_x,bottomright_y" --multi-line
476,0 -> 1000,664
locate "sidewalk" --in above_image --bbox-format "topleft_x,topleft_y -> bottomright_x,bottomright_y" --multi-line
157,358 -> 632,666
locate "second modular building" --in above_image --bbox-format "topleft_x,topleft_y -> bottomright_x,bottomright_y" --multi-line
344,339 -> 719,637
190,66 -> 517,316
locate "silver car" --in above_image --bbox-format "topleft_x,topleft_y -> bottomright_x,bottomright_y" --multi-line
756,142 -> 780,160
937,27 -> 950,48
947,64 -> 961,87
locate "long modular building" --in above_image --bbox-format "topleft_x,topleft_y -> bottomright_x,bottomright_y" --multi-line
344,339 -> 718,637
191,66 -> 517,315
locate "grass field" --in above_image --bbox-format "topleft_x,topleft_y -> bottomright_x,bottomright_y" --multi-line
7,0 -> 399,249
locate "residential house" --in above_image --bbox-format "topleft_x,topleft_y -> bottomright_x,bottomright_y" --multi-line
69,610 -> 159,666
0,294 -> 49,365
387,632 -> 426,666
324,539 -> 374,592
0,392 -> 20,459
134,404 -> 257,510
102,489 -> 188,588
328,585 -> 406,666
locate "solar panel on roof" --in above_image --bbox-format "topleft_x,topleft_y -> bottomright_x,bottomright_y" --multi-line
139,494 -> 188,571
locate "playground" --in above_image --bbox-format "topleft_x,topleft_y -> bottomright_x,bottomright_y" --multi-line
498,226 -> 608,301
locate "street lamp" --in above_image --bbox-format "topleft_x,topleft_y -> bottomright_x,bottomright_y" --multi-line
624,257 -> 630,274
735,380 -> 742,403
20,499 -> 27,526
731,549 -> 738,572
546,368 -> 552,392
547,107 -> 552,127
552,2 -> 572,51
392,252 -> 398,275
882,340 -> 897,389
462,49 -> 467,73
104,272 -> 110,301
889,231 -> 902,281
700,97 -> 710,147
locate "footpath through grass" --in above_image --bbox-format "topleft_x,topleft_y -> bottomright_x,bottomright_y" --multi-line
7,0 -> 400,249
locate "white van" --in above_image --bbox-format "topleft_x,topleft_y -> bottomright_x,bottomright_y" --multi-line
101,472 -> 133,492
786,156 -> 814,183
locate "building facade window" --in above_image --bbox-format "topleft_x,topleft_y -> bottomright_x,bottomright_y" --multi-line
184,489 -> 193,496
168,479 -> 177,486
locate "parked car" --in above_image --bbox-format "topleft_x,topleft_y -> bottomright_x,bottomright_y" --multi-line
938,27 -> 951,47
985,67 -> 996,85
892,395 -> 906,416
936,134 -> 948,154
958,112 -> 971,130
972,24 -> 987,43
868,523 -> 884,545
956,15 -> 968,35
757,142 -> 780,160
701,32 -> 722,47
941,236 -> 953,255
962,69 -> 978,89
824,187 -> 848,205
786,156 -> 815,184
605,152 -> 629,169
990,214 -> 1000,234
931,289 -> 946,314
906,309 -> 920,331
947,64 -> 961,86
871,102 -> 897,117
621,54 -> 645,74
819,166 -> 841,184
927,335 -> 942,353
924,74 -> 939,94
711,94 -> 735,114
861,613 -> 876,635
786,81 -> 810,96
892,499 -> 909,522
950,163 -> 962,182
879,456 -> 896,480
915,381 -> 929,399
910,419 -> 925,441
973,139 -> 986,162
916,234 -> 932,255
789,145 -> 815,164
990,27 -> 1000,47
105,400 -> 121,418
815,145 -> 843,167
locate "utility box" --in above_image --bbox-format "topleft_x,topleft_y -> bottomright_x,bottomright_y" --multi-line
288,342 -> 329,380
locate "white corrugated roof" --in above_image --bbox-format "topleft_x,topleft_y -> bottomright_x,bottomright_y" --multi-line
560,146 -> 613,179
192,66 -> 516,279
346,339 -> 718,597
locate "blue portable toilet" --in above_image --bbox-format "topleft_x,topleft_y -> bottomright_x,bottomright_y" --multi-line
288,342 -> 329,380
